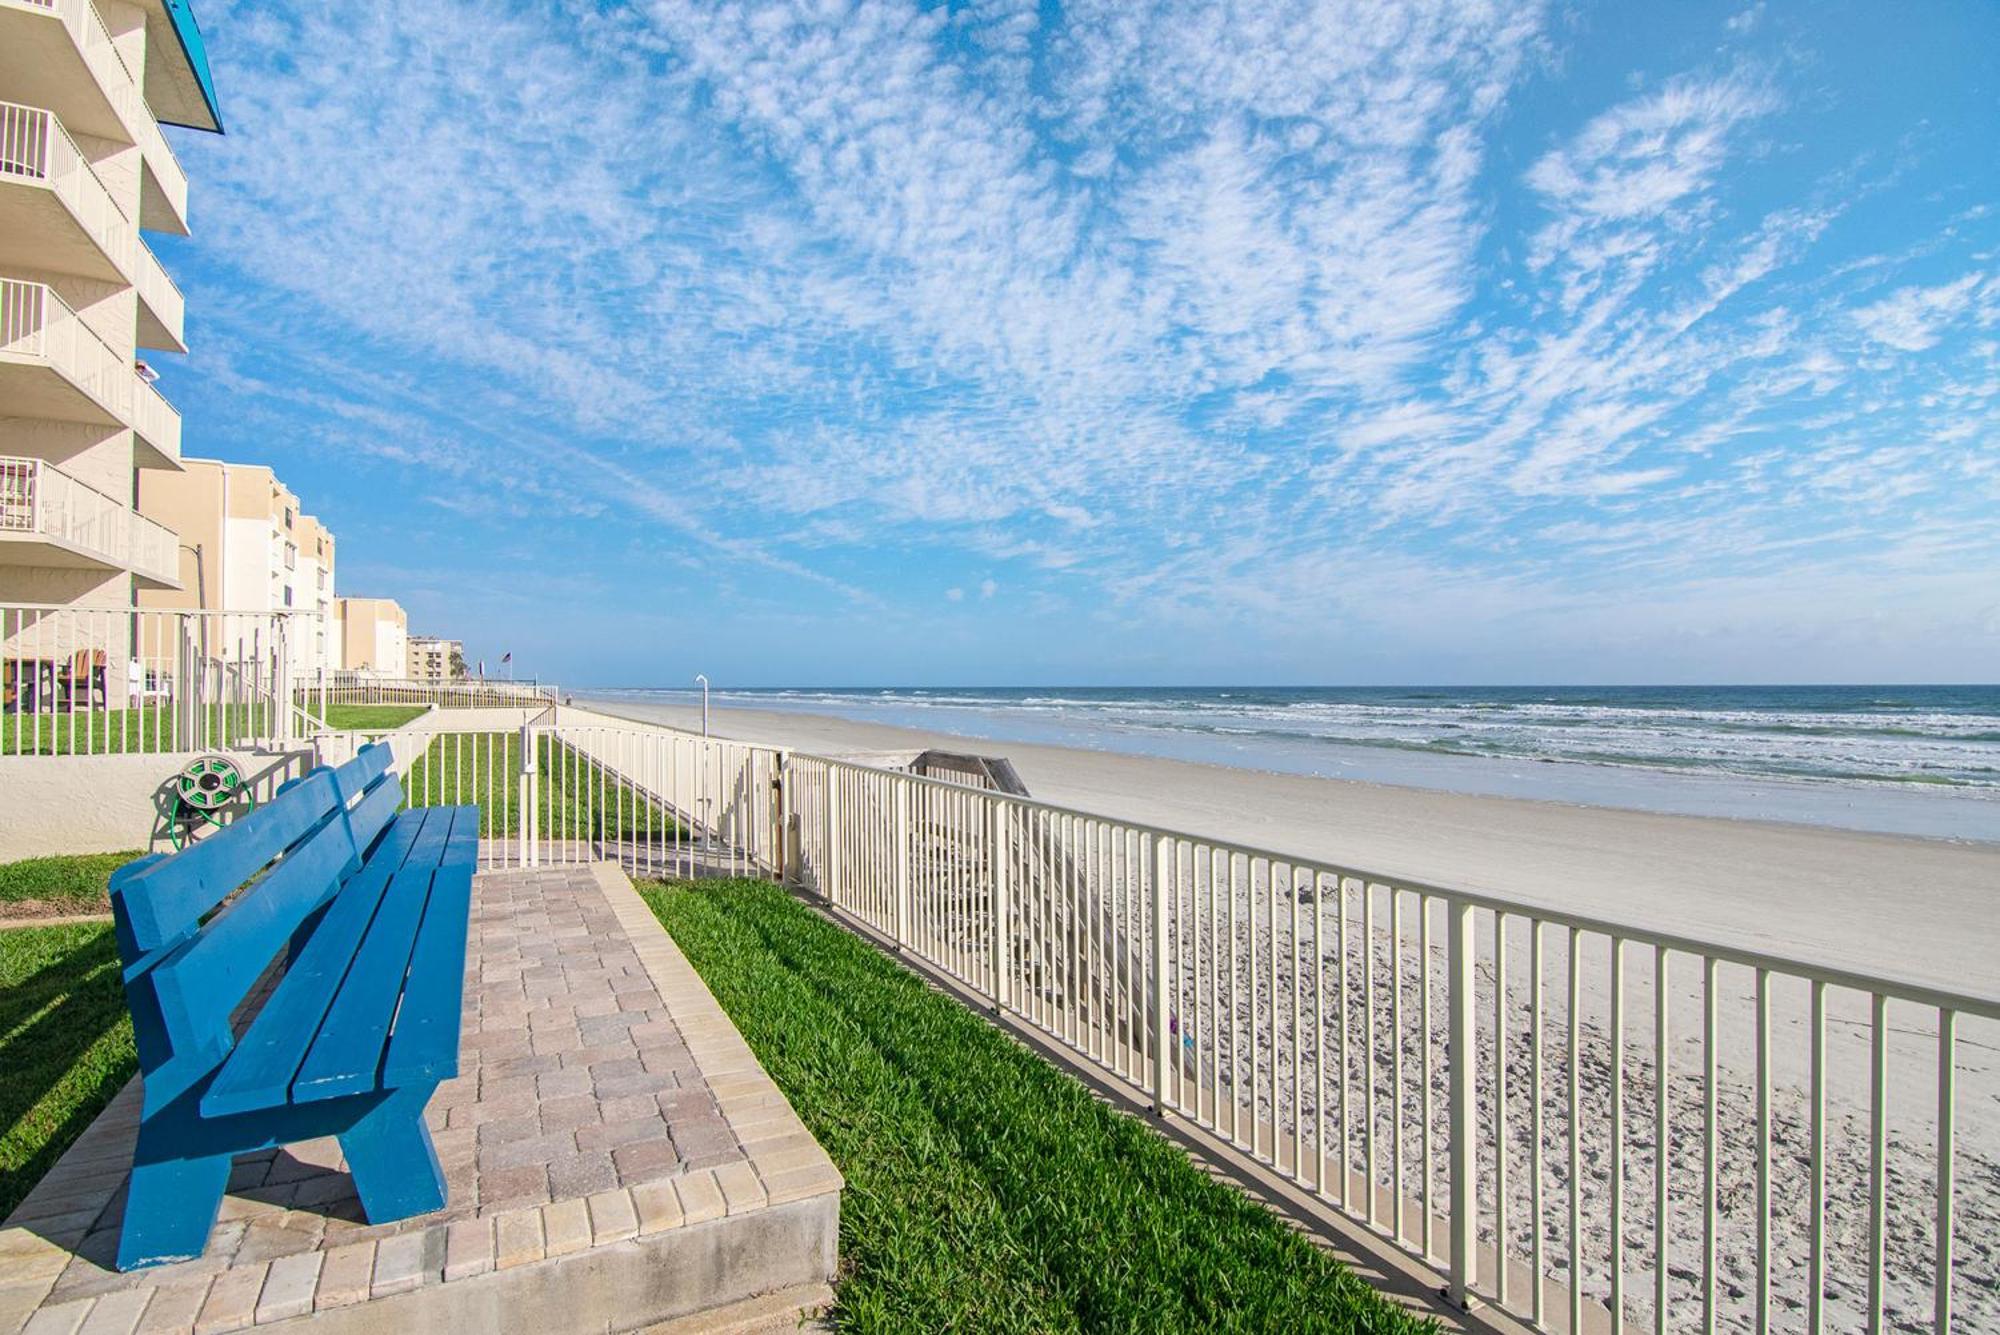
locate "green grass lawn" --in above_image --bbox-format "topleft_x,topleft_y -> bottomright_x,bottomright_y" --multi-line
0,704 -> 276,756
0,923 -> 137,1220
318,703 -> 428,731
405,731 -> 685,842
0,852 -> 137,916
643,878 -> 1429,1334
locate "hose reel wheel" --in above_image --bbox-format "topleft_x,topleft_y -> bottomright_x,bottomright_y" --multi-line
177,755 -> 246,812
166,755 -> 258,849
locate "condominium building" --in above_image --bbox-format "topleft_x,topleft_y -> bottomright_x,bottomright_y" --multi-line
406,634 -> 462,684
137,457 -> 338,670
296,513 -> 335,673
1,0 -> 222,693
335,596 -> 406,677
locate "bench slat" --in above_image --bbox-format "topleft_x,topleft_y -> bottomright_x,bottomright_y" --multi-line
199,810 -> 432,1118
149,791 -> 364,1056
290,810 -> 455,1102
335,742 -> 394,795
441,806 -> 480,868
112,769 -> 340,955
338,771 -> 405,868
381,807 -> 478,1086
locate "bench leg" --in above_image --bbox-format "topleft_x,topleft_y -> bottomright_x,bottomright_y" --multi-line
339,1086 -> 445,1222
117,1142 -> 231,1270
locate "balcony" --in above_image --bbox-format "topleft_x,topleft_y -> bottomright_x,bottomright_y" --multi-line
0,101 -> 132,283
0,103 -> 187,350
0,0 -> 190,235
0,454 -> 181,586
130,371 -> 180,468
133,238 -> 185,351
0,277 -> 125,428
0,279 -> 184,469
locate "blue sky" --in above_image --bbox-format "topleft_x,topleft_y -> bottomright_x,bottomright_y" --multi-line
154,0 -> 1999,687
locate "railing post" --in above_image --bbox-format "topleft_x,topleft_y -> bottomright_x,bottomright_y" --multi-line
989,798 -> 1009,1013
1448,897 -> 1477,1308
273,616 -> 294,744
894,777 -> 910,950
1152,833 -> 1171,1116
825,766 -> 842,907
519,723 -> 538,868
769,761 -> 786,880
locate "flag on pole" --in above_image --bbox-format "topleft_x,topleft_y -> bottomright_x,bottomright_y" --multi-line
501,653 -> 512,664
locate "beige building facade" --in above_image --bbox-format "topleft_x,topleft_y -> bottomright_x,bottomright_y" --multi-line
406,634 -> 461,683
137,457 -> 339,671
335,596 -> 406,676
0,0 -> 222,611
296,513 -> 335,673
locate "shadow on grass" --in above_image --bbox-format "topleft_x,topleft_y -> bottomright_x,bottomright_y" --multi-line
0,927 -> 138,1221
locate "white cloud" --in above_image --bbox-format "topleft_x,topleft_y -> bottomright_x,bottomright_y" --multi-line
1527,75 -> 1777,225
1851,274 -> 1987,351
165,1 -> 2000,677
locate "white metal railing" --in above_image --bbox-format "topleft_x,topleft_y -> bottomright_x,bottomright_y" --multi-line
298,675 -> 559,714
9,0 -> 189,228
407,709 -> 1990,1335
0,457 -> 177,584
0,278 -> 130,424
133,239 -> 185,344
3,604 -> 317,755
0,99 -> 134,275
130,372 -> 180,461
783,753 -> 1994,1335
343,720 -> 778,876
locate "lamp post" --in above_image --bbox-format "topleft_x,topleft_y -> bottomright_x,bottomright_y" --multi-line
695,673 -> 709,737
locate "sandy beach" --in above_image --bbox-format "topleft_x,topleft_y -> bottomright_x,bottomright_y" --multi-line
578,695 -> 1999,1330
576,696 -> 2000,996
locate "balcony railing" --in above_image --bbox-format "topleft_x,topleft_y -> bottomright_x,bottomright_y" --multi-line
0,101 -> 187,348
0,455 -> 179,585
132,237 -> 185,347
0,279 -> 183,462
131,371 -> 181,464
9,0 -> 189,230
0,277 -> 128,422
0,99 -> 133,276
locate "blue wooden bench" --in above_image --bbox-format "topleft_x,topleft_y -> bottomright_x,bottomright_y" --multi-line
106,742 -> 478,1271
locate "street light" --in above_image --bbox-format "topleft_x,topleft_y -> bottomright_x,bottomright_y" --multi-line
694,673 -> 709,737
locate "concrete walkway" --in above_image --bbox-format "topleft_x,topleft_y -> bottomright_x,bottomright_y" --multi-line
0,864 -> 840,1333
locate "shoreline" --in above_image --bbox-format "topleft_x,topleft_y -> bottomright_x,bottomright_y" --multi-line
573,694 -> 2000,998
577,688 -> 2000,844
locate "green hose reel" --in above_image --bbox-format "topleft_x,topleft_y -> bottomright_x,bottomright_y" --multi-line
168,755 -> 258,849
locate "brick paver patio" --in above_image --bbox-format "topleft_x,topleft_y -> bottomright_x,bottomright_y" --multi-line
0,863 -> 840,1334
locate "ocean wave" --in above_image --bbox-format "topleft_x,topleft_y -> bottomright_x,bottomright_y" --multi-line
595,685 -> 2000,790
